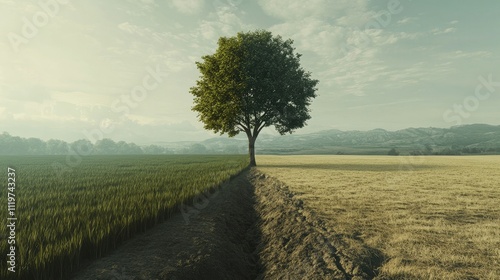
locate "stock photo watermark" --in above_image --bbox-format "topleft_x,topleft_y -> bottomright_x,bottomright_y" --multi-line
6,167 -> 17,273
385,153 -> 426,185
8,0 -> 70,53
341,0 -> 405,56
384,75 -> 500,185
180,187 -> 220,225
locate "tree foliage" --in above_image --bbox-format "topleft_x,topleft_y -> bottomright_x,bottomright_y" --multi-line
190,30 -> 319,165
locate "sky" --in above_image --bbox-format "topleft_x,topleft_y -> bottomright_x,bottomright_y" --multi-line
0,0 -> 499,144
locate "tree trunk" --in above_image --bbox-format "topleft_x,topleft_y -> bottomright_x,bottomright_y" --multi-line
248,136 -> 256,166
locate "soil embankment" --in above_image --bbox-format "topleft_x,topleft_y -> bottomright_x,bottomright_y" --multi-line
72,169 -> 376,279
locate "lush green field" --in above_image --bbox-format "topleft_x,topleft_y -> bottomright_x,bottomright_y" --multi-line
257,155 -> 500,280
0,155 -> 248,280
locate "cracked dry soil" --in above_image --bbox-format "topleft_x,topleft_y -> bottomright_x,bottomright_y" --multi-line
72,169 -> 379,280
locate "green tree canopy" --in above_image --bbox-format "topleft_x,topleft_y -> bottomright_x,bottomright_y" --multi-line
190,30 -> 319,166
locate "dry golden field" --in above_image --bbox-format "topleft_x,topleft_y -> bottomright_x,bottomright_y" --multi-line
257,155 -> 500,280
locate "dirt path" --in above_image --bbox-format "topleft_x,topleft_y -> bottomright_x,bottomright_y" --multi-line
71,169 -> 375,280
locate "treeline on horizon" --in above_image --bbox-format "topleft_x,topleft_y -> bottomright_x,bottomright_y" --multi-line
386,146 -> 500,156
2,130 -> 500,156
0,132 -> 221,155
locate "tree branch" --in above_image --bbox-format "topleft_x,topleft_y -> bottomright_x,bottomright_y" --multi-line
257,122 -> 267,135
236,125 -> 245,132
236,120 -> 249,131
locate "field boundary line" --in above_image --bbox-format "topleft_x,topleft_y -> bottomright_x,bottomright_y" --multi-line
253,169 -> 383,279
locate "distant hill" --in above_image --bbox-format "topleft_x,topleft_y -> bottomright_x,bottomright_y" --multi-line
257,124 -> 500,155
197,124 -> 500,155
2,124 -> 500,155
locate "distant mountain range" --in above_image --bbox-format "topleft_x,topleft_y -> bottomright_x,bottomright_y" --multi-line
190,124 -> 500,155
2,124 -> 500,155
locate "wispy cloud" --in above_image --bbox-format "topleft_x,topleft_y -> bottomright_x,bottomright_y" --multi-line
397,17 -> 418,24
348,99 -> 421,110
258,0 -> 369,24
123,0 -> 158,15
1,0 -> 498,140
431,27 -> 456,35
116,21 -> 198,70
440,50 -> 491,60
196,4 -> 254,41
51,91 -> 113,107
263,0 -> 420,98
170,0 -> 205,15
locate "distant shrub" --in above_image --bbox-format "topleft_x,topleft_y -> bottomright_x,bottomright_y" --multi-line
388,148 -> 400,156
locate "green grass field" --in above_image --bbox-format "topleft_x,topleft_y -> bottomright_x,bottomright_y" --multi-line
257,155 -> 500,280
0,155 -> 248,280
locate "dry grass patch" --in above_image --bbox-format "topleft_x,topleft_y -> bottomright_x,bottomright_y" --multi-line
257,155 -> 500,280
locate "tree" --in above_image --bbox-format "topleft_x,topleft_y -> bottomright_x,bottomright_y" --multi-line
46,139 -> 69,155
94,138 -> 117,155
70,139 -> 94,156
124,142 -> 144,154
388,148 -> 400,156
26,137 -> 46,155
143,144 -> 166,154
190,30 -> 319,166
0,132 -> 26,155
183,143 -> 208,154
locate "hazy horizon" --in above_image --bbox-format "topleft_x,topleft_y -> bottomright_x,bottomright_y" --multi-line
2,122 -> 500,146
1,0 -> 499,144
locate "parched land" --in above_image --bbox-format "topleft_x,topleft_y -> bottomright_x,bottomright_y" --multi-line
257,155 -> 500,279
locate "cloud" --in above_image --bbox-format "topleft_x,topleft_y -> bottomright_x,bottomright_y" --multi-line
397,17 -> 417,24
115,21 -> 198,70
441,50 -> 491,60
0,107 -> 6,119
98,118 -> 207,143
117,22 -> 140,34
348,99 -> 421,110
262,0 -> 421,98
373,31 -> 422,46
431,27 -> 456,35
124,0 -> 158,15
117,21 -> 194,48
259,0 -> 328,19
449,20 -> 459,25
138,0 -> 156,4
170,0 -> 205,15
196,5 -> 254,41
51,91 -> 113,107
270,18 -> 346,58
117,22 -> 170,41
258,0 -> 369,24
2,100 -> 91,123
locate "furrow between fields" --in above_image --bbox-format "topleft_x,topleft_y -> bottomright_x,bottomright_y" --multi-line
72,168 -> 381,279
72,168 -> 260,280
251,170 -> 377,279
